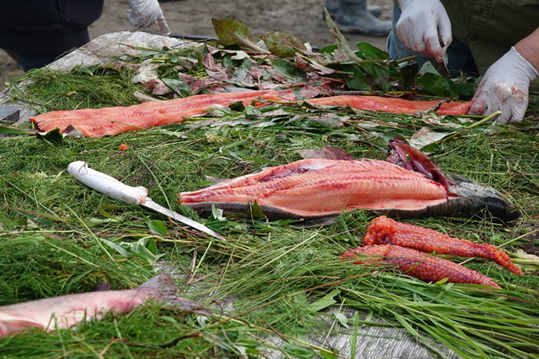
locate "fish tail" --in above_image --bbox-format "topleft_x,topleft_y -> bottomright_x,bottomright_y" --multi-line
140,274 -> 212,316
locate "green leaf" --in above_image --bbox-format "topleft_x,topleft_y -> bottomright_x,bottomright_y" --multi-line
261,31 -> 307,58
270,59 -> 307,83
345,68 -> 371,90
417,72 -> 459,99
0,127 -> 32,135
145,218 -> 168,236
161,78 -> 190,96
307,289 -> 340,312
356,41 -> 389,60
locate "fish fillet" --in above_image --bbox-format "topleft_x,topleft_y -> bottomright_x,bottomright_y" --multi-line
29,90 -> 286,137
341,244 -> 501,288
179,158 -> 450,219
307,96 -> 473,115
363,216 -> 524,275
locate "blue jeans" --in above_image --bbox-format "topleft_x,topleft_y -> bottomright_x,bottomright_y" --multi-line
13,53 -> 59,72
387,4 -> 479,77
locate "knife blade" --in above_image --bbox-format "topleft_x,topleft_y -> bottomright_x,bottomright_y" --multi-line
67,161 -> 226,241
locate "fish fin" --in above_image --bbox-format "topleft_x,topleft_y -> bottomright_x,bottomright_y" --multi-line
0,319 -> 43,336
140,274 -> 212,316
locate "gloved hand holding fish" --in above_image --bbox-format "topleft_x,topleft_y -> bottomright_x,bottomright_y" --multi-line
179,139 -> 519,224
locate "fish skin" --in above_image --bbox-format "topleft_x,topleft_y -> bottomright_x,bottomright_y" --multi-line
341,244 -> 501,288
363,216 -> 524,276
30,90 -> 286,138
179,158 -> 451,220
306,96 -> 473,116
0,274 -> 210,337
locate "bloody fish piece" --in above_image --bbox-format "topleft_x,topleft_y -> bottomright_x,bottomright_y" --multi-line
306,96 -> 473,116
179,158 -> 452,221
341,244 -> 501,288
30,90 -> 286,138
0,274 -> 210,337
363,216 -> 524,276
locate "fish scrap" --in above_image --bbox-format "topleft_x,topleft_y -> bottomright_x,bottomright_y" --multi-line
341,244 -> 501,288
363,215 -> 524,275
0,274 -> 210,337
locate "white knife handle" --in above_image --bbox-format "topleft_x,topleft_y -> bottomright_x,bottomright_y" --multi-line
68,161 -> 148,205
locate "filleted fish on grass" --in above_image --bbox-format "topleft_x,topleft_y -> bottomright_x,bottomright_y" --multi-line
179,139 -> 520,223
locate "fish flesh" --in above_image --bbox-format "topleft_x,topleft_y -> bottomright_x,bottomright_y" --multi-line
341,244 -> 501,288
30,90 -> 287,138
363,216 -> 524,275
179,141 -> 519,222
30,90 -> 471,138
180,158 -> 452,221
0,274 -> 210,337
306,96 -> 473,116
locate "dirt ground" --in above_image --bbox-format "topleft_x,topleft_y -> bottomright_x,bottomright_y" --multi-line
0,0 -> 393,90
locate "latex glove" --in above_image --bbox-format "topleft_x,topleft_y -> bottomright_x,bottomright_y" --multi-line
126,0 -> 171,35
469,47 -> 538,124
396,0 -> 452,63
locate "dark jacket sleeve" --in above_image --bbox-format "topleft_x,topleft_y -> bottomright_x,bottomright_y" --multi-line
0,0 -> 105,55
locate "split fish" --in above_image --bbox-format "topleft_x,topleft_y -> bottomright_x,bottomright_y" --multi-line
0,274 -> 210,337
179,140 -> 520,222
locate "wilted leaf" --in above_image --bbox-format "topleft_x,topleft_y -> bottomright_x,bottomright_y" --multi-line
270,59 -> 307,83
261,31 -> 307,58
162,78 -> 191,96
212,18 -> 266,52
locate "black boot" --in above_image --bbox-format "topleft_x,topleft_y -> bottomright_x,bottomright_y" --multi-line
325,0 -> 382,19
334,0 -> 391,37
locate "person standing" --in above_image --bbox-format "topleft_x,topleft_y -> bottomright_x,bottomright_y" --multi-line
324,0 -> 392,37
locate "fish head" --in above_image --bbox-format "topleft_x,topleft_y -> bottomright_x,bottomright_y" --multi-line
446,174 -> 521,222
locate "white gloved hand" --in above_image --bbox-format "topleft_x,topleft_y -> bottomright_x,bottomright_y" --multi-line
469,47 -> 538,123
126,0 -> 171,35
396,0 -> 452,63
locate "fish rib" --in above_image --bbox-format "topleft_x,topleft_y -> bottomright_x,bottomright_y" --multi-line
363,216 -> 524,276
341,244 -> 501,288
179,159 -> 450,217
30,90 -> 286,137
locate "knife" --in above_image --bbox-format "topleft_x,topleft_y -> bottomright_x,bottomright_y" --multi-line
428,35 -> 451,78
67,161 -> 226,241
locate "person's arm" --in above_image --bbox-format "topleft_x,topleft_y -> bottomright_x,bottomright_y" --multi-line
469,28 -> 539,123
394,0 -> 452,63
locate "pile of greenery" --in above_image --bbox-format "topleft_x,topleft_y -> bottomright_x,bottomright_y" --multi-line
1,14 -> 538,359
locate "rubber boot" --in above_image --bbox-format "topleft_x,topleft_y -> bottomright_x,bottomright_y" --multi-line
325,0 -> 382,19
334,0 -> 392,37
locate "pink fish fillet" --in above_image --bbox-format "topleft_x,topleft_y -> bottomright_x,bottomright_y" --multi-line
0,274 -> 210,337
29,90 -> 287,138
306,96 -> 473,116
179,158 -> 452,220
